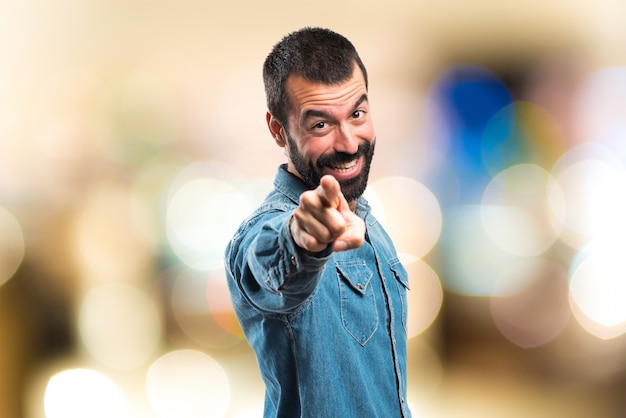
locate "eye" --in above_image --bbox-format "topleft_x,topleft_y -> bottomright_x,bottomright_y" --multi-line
313,121 -> 326,129
352,110 -> 364,119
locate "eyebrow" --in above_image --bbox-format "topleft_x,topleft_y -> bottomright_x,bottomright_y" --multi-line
302,93 -> 369,122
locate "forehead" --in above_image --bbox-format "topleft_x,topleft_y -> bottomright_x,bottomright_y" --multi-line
285,66 -> 368,115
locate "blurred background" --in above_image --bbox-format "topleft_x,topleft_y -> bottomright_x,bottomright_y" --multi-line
1,0 -> 625,417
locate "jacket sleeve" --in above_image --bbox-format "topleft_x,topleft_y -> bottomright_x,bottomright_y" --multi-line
226,210 -> 332,314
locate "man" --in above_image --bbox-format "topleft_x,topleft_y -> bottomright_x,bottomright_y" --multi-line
225,27 -> 411,418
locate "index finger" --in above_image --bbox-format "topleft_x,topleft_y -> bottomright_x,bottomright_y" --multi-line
317,175 -> 341,209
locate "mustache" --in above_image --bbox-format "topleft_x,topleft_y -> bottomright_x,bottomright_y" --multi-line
316,142 -> 371,168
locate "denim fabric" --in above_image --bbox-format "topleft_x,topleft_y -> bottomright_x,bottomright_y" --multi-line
225,165 -> 411,418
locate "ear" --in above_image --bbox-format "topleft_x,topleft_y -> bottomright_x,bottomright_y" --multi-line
266,112 -> 286,147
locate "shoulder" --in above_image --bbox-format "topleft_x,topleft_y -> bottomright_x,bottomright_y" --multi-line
232,193 -> 295,240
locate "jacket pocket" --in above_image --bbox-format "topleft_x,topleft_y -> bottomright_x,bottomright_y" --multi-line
336,260 -> 378,346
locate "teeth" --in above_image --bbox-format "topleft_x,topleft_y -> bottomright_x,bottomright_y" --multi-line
331,159 -> 357,172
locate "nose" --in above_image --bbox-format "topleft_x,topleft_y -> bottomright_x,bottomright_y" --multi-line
334,123 -> 359,154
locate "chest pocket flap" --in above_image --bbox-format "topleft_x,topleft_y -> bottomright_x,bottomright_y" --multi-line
336,261 -> 373,295
389,259 -> 410,290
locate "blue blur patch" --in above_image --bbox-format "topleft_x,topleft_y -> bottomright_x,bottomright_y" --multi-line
430,65 -> 514,202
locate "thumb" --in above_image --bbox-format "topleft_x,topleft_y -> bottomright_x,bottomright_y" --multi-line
332,194 -> 365,252
332,211 -> 365,252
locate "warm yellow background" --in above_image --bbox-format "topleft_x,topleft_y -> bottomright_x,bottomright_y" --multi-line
1,1 -> 624,417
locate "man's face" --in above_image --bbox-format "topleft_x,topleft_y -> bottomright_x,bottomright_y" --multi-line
280,65 -> 376,202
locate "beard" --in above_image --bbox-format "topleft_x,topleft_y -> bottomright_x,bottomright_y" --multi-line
285,131 -> 375,202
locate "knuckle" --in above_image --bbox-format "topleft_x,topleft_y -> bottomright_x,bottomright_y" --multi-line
320,229 -> 334,243
299,191 -> 316,208
303,235 -> 324,252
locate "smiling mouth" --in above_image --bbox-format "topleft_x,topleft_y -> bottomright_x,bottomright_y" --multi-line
330,158 -> 359,173
323,156 -> 362,180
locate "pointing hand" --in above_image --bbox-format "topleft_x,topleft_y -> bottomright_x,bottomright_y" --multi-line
290,175 -> 365,253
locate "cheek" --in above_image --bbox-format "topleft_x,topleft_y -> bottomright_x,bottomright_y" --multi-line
300,138 -> 332,161
359,121 -> 376,140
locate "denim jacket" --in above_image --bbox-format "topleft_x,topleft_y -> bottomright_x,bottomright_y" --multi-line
225,165 -> 411,418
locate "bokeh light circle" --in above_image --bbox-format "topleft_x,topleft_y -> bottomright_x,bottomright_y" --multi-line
0,206 -> 25,287
78,283 -> 161,370
165,174 -> 250,271
439,205 -> 524,296
365,176 -> 442,260
569,240 -> 626,339
548,142 -> 626,249
481,164 -> 561,257
146,349 -> 230,418
405,259 -> 443,338
44,369 -> 127,418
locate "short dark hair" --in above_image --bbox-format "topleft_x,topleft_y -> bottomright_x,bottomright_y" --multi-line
263,27 -> 368,128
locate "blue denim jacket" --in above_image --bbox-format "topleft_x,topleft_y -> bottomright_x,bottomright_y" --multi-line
225,165 -> 411,418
